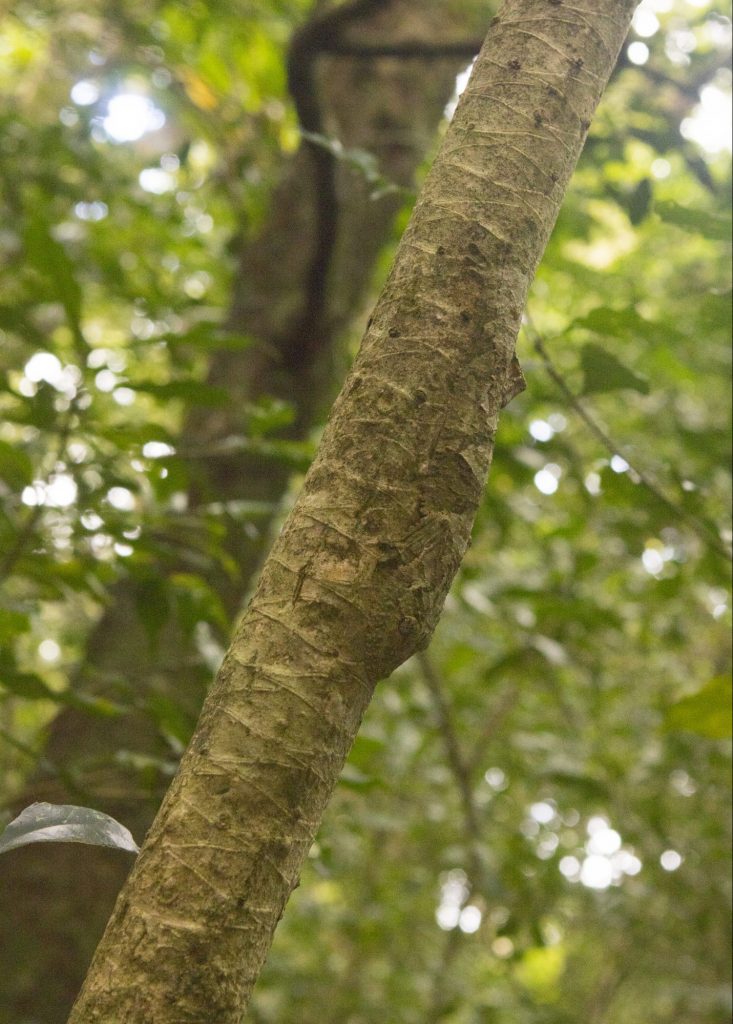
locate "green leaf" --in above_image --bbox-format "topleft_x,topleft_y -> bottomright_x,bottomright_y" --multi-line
0,440 -> 32,489
149,455 -> 190,500
132,380 -> 229,406
339,764 -> 379,790
655,200 -> 732,241
0,669 -> 57,702
348,733 -> 387,769
698,289 -> 732,336
133,576 -> 171,648
300,131 -> 401,197
0,803 -> 139,855
23,383 -> 58,429
170,572 -> 229,637
579,343 -> 650,396
146,694 -> 195,747
243,437 -> 315,471
627,177 -> 652,225
541,770 -> 610,800
0,662 -> 123,715
23,214 -> 87,353
572,306 -> 684,347
246,396 -> 296,437
665,674 -> 733,739
515,945 -> 566,1000
0,608 -> 31,644
162,322 -> 253,352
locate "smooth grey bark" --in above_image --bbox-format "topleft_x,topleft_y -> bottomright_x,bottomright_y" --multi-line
68,3 -> 638,1020
0,3 -> 485,1021
68,2 -> 638,1015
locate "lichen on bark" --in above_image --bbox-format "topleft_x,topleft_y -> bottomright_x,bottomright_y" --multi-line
68,2 -> 639,1020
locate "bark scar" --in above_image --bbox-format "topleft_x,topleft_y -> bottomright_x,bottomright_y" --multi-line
501,354 -> 526,408
292,558 -> 313,604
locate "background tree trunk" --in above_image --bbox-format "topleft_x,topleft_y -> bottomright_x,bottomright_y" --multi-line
0,3 -> 486,1021
67,2 -> 638,1020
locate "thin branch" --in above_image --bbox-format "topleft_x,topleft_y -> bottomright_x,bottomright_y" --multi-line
616,45 -> 732,102
0,406 -> 77,582
587,942 -> 635,1024
417,652 -> 483,852
0,505 -> 43,582
416,650 -> 504,1023
424,924 -> 465,1024
417,651 -> 481,1024
466,682 -> 519,776
525,321 -> 731,562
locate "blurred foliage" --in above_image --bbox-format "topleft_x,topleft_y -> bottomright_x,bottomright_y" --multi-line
0,1 -> 731,1022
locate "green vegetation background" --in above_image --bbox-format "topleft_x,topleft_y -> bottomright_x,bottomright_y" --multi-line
0,1 -> 730,1021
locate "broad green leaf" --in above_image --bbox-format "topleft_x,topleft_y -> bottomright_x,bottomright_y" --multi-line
580,343 -> 650,396
0,803 -> 139,855
665,674 -> 733,739
655,200 -> 732,241
572,306 -> 684,347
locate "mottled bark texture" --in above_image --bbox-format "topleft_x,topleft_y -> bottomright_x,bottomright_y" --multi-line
1,3 -> 484,1021
67,3 -> 637,1020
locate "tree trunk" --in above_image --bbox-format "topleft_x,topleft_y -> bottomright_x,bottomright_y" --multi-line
0,3 -> 483,1021
67,2 -> 637,1020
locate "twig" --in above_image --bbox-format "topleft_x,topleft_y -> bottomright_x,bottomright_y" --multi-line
424,924 -> 465,1024
466,682 -> 519,776
417,651 -> 484,874
0,504 -> 43,581
0,726 -> 91,807
416,650 -> 519,1022
416,651 -> 483,1019
416,650 -> 506,1022
525,321 -> 731,562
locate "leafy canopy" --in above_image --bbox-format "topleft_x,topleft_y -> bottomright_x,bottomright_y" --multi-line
0,2 -> 730,1022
